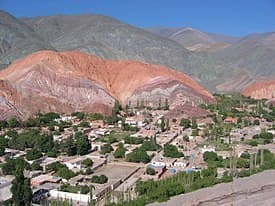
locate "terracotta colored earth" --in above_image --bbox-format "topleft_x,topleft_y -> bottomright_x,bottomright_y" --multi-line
242,80 -> 275,100
0,50 -> 215,119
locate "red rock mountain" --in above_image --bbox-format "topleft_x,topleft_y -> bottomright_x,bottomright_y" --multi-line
242,80 -> 275,100
0,50 -> 215,119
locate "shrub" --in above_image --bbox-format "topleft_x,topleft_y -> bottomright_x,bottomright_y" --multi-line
91,175 -> 108,184
146,167 -> 156,175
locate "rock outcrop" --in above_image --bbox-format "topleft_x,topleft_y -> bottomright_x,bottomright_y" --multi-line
242,80 -> 275,100
0,50 -> 215,119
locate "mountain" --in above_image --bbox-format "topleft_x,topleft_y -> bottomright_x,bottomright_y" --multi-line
147,27 -> 238,51
0,50 -> 215,119
0,10 -> 275,92
21,14 -> 192,72
0,10 -> 53,67
242,80 -> 275,100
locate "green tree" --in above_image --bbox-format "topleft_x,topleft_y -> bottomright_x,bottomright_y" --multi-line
11,168 -> 32,206
126,148 -> 150,163
56,167 -> 75,180
146,167 -> 156,175
0,136 -> 7,156
160,117 -> 166,132
26,148 -> 43,161
180,118 -> 191,129
164,99 -> 169,110
203,151 -> 218,162
91,175 -> 108,184
191,118 -> 197,129
163,144 -> 184,158
100,143 -> 113,154
76,136 -> 91,155
114,143 -> 126,158
82,158 -> 93,167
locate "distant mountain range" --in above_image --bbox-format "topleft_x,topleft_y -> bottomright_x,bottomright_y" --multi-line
0,10 -> 275,93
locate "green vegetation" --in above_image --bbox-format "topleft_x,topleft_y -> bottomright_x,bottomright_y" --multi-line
26,148 -> 43,161
0,135 -> 8,156
46,162 -> 76,179
126,148 -> 150,163
113,143 -> 126,158
100,143 -> 113,154
82,158 -> 93,167
11,167 -> 32,206
146,167 -> 156,175
61,184 -> 90,194
163,144 -> 184,158
124,136 -> 144,145
1,158 -> 30,175
72,111 -> 85,120
91,175 -> 108,184
180,118 -> 191,128
76,134 -> 91,155
252,132 -> 273,144
55,166 -> 76,180
140,138 -> 160,151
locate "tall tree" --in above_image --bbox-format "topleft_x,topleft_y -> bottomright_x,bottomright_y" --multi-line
11,168 -> 32,206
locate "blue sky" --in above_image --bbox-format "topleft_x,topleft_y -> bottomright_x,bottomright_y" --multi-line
1,0 -> 275,37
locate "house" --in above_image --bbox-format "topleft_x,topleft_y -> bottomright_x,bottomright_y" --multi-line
149,154 -> 166,168
95,128 -> 110,136
4,148 -> 26,159
64,157 -> 85,170
31,175 -> 61,186
224,117 -> 238,124
125,118 -> 137,127
91,142 -> 103,151
90,120 -> 104,129
201,145 -> 215,154
173,159 -> 188,168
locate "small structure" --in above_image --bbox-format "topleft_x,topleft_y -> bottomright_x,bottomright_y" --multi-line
31,175 -> 61,186
224,117 -> 238,124
201,145 -> 215,154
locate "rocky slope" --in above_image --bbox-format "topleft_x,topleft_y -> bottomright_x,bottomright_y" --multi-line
1,10 -> 274,92
0,10 -> 53,67
242,80 -> 275,99
147,27 -> 238,51
0,50 -> 215,119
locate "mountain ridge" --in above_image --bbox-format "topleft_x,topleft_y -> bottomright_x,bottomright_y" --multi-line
0,10 -> 275,93
0,50 -> 215,119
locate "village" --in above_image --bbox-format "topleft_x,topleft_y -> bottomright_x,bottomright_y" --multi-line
0,94 -> 274,206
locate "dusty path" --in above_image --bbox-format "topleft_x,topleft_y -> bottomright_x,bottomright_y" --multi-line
149,170 -> 275,206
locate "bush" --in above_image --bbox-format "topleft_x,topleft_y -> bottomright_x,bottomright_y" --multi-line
55,167 -> 76,180
91,175 -> 108,184
113,143 -> 126,158
203,151 -> 218,162
146,167 -> 156,175
126,148 -> 150,163
100,143 -> 113,154
180,118 -> 191,128
82,158 -> 93,167
26,148 -> 43,161
30,162 -> 42,171
140,140 -> 160,151
124,136 -> 143,145
163,144 -> 184,158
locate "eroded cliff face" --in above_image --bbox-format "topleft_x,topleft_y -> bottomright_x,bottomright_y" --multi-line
242,80 -> 275,100
0,50 -> 215,119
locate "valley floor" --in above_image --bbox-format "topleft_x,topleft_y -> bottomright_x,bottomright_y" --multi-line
149,169 -> 275,206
